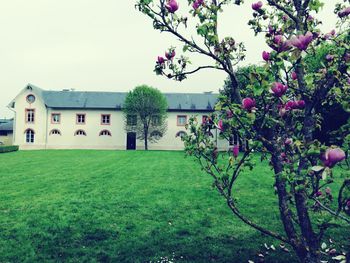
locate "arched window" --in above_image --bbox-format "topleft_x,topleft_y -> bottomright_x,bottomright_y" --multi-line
25,129 -> 35,143
175,131 -> 187,138
50,129 -> 61,135
99,130 -> 112,136
75,130 -> 86,136
150,130 -> 162,139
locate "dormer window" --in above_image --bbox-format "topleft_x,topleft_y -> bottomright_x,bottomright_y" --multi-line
26,94 -> 35,104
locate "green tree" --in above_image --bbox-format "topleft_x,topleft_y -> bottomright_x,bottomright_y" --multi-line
123,85 -> 168,150
137,0 -> 350,262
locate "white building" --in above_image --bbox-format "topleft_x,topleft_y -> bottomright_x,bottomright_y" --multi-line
8,84 -> 228,150
0,119 -> 13,145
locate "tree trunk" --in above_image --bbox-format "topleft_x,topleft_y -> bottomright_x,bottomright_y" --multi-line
144,131 -> 148,150
144,124 -> 148,150
270,153 -> 299,246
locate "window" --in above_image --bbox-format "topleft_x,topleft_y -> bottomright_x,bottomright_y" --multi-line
101,114 -> 111,125
175,131 -> 187,138
177,115 -> 187,126
151,116 -> 161,126
50,129 -> 61,135
99,130 -> 112,136
26,94 -> 35,104
25,129 -> 35,143
76,114 -> 86,124
75,130 -> 86,136
150,130 -> 162,139
127,115 -> 137,126
51,113 -> 61,124
25,109 -> 35,123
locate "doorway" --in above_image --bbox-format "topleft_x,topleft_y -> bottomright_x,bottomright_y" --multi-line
126,132 -> 136,150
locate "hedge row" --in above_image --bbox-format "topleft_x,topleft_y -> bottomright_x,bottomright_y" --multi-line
0,145 -> 19,153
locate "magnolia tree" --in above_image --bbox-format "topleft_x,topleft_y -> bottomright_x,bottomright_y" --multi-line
136,0 -> 350,262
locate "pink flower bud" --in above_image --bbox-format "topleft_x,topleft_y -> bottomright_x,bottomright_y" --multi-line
291,72 -> 297,80
315,191 -> 323,197
338,7 -> 350,18
242,98 -> 256,112
165,0 -> 179,13
226,110 -> 233,118
307,15 -> 314,21
251,1 -> 263,11
165,49 -> 176,60
271,82 -> 288,97
325,187 -> 331,195
233,145 -> 239,158
157,56 -> 165,64
262,51 -> 270,61
346,200 -> 350,207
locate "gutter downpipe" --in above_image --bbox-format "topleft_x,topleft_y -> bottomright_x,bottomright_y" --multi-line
45,106 -> 48,149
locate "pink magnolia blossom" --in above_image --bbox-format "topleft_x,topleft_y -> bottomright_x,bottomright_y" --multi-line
321,148 -> 346,168
291,72 -> 297,80
165,50 -> 176,60
218,119 -> 224,131
290,31 -> 313,51
284,100 -> 305,111
251,1 -> 263,11
344,53 -> 350,63
193,0 -> 204,9
226,110 -> 233,118
338,7 -> 350,18
285,138 -> 293,145
271,35 -> 291,52
271,82 -> 288,97
326,54 -> 334,61
315,191 -> 323,197
242,98 -> 256,112
233,145 -> 239,158
165,0 -> 179,13
262,51 -> 270,61
157,56 -> 165,64
307,15 -> 314,21
296,100 -> 305,108
346,200 -> 350,207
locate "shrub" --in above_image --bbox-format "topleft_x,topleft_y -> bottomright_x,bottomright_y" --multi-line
0,145 -> 19,153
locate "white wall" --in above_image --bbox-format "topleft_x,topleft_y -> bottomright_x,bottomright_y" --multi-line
12,87 -> 47,149
0,132 -> 13,145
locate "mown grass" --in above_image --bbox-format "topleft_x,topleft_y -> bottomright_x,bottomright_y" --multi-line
0,150 -> 348,263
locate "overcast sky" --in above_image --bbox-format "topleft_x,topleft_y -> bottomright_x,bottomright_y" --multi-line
0,0 -> 338,118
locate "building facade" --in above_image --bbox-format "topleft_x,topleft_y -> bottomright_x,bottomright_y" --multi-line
8,84 -> 228,150
0,119 -> 13,145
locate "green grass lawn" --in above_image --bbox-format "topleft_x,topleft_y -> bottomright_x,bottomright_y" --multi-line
0,150 -> 348,263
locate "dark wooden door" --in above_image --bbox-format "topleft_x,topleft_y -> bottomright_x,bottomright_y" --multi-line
127,132 -> 136,150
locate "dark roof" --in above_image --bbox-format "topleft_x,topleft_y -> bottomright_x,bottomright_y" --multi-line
41,89 -> 218,111
0,119 -> 13,132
